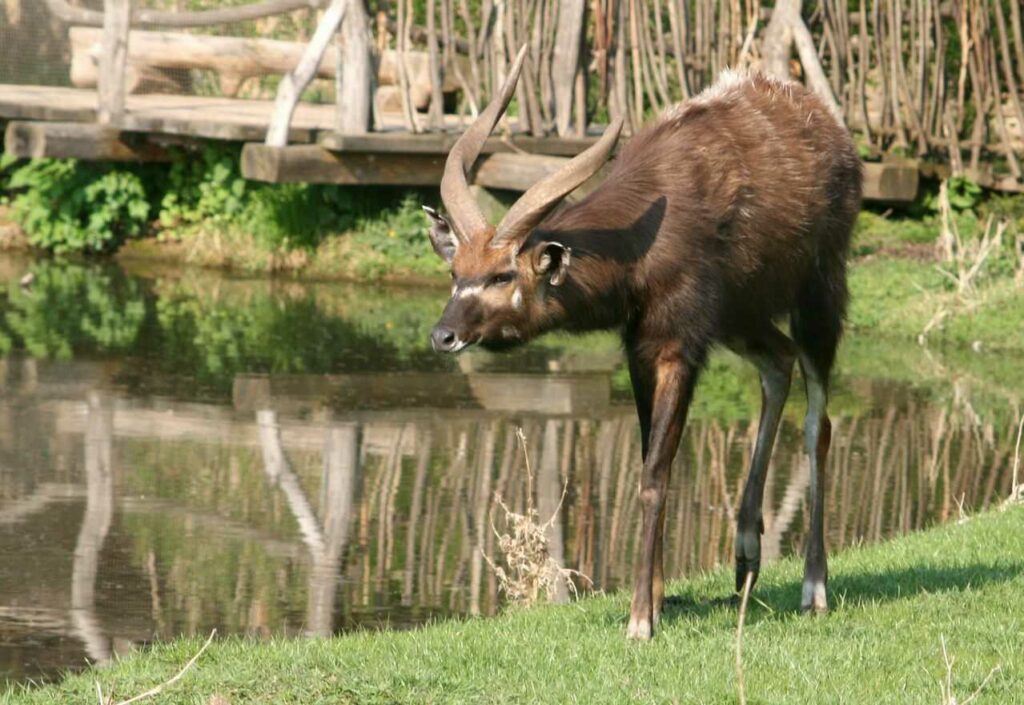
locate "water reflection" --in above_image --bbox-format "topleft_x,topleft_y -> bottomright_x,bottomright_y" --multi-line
0,258 -> 1020,686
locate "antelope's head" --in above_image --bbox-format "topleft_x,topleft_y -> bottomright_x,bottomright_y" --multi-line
425,47 -> 623,353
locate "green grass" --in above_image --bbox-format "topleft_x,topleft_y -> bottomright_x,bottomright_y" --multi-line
6,506 -> 1023,704
848,256 -> 1024,351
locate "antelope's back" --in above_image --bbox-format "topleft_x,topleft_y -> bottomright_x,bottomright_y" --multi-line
607,71 -> 862,315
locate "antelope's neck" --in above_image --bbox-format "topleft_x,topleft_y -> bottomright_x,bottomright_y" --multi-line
542,246 -> 636,334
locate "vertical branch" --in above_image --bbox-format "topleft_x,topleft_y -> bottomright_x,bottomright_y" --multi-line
666,0 -> 689,97
856,0 -> 873,144
98,0 -> 131,125
552,0 -> 588,135
458,0 -> 484,112
426,0 -> 446,129
991,0 -> 1024,167
628,0 -> 646,124
396,0 -> 420,132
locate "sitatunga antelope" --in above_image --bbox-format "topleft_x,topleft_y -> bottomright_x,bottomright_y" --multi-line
423,46 -> 862,639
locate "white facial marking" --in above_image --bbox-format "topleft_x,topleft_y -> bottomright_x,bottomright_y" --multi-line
501,325 -> 520,340
455,284 -> 483,300
511,287 -> 523,310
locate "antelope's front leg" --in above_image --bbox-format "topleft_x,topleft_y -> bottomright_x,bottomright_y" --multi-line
626,347 -> 698,641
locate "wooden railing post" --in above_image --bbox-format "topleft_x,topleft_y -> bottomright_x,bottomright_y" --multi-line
266,0 -> 349,147
98,0 -> 131,125
337,0 -> 373,135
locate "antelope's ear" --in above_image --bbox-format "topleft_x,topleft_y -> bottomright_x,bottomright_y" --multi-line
423,206 -> 457,263
533,242 -> 572,286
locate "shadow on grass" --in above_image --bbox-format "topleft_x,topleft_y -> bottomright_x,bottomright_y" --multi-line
639,560 -> 1024,628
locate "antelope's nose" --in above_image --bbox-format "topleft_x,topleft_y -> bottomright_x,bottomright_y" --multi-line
431,326 -> 458,352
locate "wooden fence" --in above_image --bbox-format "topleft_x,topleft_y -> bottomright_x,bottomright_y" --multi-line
17,0 -> 1024,191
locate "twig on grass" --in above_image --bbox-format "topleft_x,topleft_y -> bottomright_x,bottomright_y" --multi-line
938,635 -> 1001,705
96,630 -> 216,705
735,571 -> 754,705
954,493 -> 970,524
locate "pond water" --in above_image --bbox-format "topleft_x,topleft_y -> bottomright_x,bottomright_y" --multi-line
0,254 -> 1020,687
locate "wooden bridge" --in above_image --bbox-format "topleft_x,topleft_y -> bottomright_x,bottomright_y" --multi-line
7,0 -> 1023,202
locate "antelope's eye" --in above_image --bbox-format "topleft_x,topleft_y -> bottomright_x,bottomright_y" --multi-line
488,271 -> 516,287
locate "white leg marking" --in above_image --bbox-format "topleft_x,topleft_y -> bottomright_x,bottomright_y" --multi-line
801,578 -> 828,613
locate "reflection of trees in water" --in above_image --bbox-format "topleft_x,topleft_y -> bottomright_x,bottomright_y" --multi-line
92,397 -> 1019,627
1,263 -> 146,360
70,393 -> 113,664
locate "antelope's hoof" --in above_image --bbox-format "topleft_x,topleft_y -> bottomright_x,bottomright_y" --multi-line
800,579 -> 828,615
626,616 -> 653,641
734,530 -> 762,594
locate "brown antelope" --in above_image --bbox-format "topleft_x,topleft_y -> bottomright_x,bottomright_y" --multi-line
424,46 -> 862,639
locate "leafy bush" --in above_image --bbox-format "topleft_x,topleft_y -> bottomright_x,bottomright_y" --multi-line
159,146 -> 249,231
345,194 -> 446,278
8,160 -> 151,253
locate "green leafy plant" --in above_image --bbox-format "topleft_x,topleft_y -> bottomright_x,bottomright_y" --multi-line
8,160 -> 151,253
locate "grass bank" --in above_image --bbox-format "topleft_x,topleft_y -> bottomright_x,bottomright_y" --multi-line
6,506 -> 1022,704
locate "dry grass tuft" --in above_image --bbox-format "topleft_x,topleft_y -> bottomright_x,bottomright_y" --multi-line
934,182 -> 1008,305
484,428 -> 589,608
921,180 -> 1010,345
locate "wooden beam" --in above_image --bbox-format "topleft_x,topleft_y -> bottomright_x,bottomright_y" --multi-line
71,27 -> 463,101
318,131 -> 601,156
4,121 -> 170,161
44,0 -> 330,29
241,143 -> 445,184
473,152 -> 570,191
862,162 -> 920,202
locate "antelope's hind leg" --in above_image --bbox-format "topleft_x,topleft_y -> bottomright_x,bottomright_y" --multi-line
732,327 -> 796,595
796,351 -> 832,614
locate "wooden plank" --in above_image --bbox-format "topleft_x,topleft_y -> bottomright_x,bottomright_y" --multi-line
862,162 -> 920,202
241,143 -> 446,184
4,121 -> 170,161
0,85 -> 98,122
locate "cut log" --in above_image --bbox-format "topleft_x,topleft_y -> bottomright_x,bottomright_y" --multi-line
4,121 -> 171,161
241,143 -> 446,184
241,142 -> 607,196
318,130 -> 600,156
862,162 -> 920,202
70,27 -> 463,104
